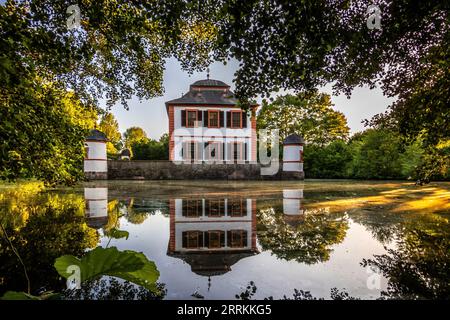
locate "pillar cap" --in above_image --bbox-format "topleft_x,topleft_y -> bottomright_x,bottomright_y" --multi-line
283,134 -> 304,145
86,129 -> 108,142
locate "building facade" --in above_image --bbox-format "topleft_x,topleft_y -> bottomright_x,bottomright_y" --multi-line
167,197 -> 258,276
166,79 -> 257,163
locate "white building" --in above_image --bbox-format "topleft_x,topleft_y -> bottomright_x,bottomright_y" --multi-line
166,78 -> 258,163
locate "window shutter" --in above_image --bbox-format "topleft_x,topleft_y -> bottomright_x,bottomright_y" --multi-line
204,231 -> 209,248
197,110 -> 202,125
204,142 -> 209,160
226,111 -> 231,128
226,142 -> 232,161
244,142 -> 248,161
219,111 -> 224,127
242,199 -> 247,215
222,143 -> 225,161
182,232 -> 187,248
205,199 -> 210,215
197,142 -> 203,161
242,231 -> 248,247
199,231 -> 204,247
181,110 -> 186,127
227,230 -> 232,247
242,112 -> 247,128
203,110 -> 208,127
220,231 -> 225,247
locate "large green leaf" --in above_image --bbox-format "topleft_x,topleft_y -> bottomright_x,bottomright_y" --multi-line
54,247 -> 159,291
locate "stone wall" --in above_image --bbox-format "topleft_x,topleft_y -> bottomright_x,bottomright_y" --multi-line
106,160 -> 304,180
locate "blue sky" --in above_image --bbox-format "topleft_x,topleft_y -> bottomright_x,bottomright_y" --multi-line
109,57 -> 395,139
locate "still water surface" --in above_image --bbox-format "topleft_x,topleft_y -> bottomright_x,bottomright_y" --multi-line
1,180 -> 449,299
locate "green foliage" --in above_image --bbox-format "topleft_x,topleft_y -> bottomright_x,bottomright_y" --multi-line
257,206 -> 348,264
55,247 -> 160,292
123,127 -> 148,149
0,185 -> 99,295
304,140 -> 352,178
132,134 -> 169,160
98,112 -> 122,150
303,128 -> 446,181
362,217 -> 450,299
349,129 -> 404,179
0,83 -> 98,185
257,92 -> 350,146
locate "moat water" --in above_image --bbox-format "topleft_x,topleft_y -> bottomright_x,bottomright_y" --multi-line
1,180 -> 449,299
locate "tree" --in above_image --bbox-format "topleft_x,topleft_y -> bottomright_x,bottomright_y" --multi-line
0,82 -> 98,185
98,113 -> 121,158
257,92 -> 350,146
0,0 -> 220,183
217,0 -> 448,181
132,134 -> 169,160
257,205 -> 348,264
304,140 -> 353,178
0,184 -> 99,295
123,127 -> 148,149
348,129 -> 404,179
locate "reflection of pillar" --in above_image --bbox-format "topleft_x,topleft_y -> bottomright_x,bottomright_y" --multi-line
251,199 -> 257,249
84,187 -> 108,228
169,199 -> 176,252
283,189 -> 304,215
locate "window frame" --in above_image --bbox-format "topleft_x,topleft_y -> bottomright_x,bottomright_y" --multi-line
205,141 -> 222,161
183,231 -> 203,249
232,141 -> 244,161
207,110 -> 220,128
207,230 -> 223,249
186,109 -> 198,128
230,110 -> 242,129
229,230 -> 247,248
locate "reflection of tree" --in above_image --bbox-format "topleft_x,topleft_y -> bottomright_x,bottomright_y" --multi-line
349,210 -> 405,244
123,199 -> 169,225
362,215 -> 450,299
63,278 -> 166,300
0,185 -> 99,296
257,206 -> 348,264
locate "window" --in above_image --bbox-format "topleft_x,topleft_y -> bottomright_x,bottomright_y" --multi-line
182,199 -> 203,217
182,231 -> 203,249
228,199 -> 247,217
187,110 -> 198,127
208,231 -> 222,248
227,230 -> 248,248
183,142 -> 201,161
208,110 -> 219,128
231,111 -> 242,128
206,199 -> 225,217
230,142 -> 244,161
205,142 -> 222,161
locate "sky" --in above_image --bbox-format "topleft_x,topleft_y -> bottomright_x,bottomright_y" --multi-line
109,57 -> 395,140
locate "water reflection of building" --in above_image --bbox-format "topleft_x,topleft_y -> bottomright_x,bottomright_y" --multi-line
282,189 -> 304,227
84,187 -> 108,229
167,198 -> 258,276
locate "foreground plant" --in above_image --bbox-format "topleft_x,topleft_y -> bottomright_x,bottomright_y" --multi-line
1,246 -> 160,300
